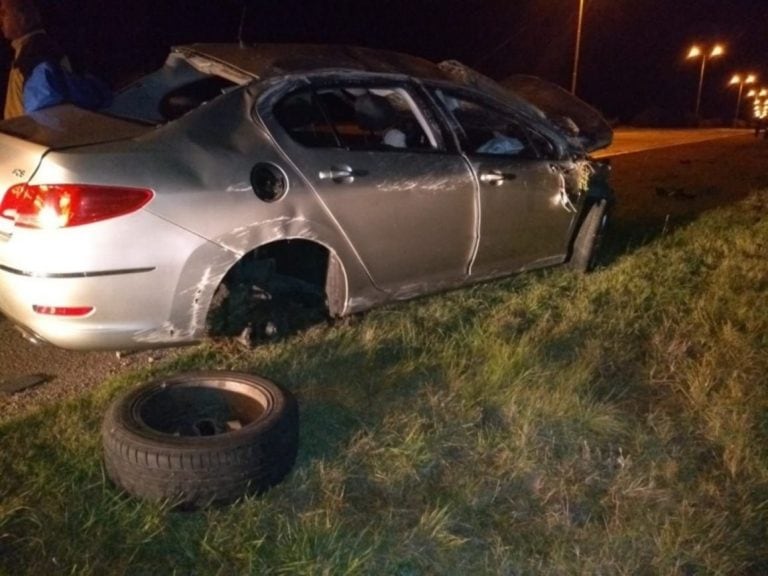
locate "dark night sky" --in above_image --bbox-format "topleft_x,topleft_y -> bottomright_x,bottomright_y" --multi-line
7,0 -> 768,123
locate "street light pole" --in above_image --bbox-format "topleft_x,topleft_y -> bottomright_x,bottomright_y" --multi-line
687,44 -> 725,119
571,0 -> 586,94
695,55 -> 707,117
729,73 -> 757,124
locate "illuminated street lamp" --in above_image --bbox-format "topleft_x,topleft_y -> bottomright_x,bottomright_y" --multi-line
749,87 -> 768,120
728,73 -> 756,124
686,43 -> 725,118
570,0 -> 586,94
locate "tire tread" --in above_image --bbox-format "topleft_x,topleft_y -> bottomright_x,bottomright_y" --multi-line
101,372 -> 298,507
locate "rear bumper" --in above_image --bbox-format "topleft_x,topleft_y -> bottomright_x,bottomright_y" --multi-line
0,210 -> 236,351
0,265 -> 192,350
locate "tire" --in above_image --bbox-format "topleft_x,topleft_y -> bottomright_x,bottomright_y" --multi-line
569,199 -> 609,273
101,371 -> 299,507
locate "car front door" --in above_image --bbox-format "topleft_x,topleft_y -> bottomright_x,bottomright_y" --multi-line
263,79 -> 477,296
431,88 -> 578,278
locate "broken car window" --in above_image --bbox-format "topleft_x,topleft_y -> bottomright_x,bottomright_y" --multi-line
105,53 -> 238,124
273,90 -> 339,147
275,85 -> 437,152
158,77 -> 237,121
433,89 -> 555,159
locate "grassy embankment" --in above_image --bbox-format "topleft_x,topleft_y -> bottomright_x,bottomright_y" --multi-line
1,190 -> 767,574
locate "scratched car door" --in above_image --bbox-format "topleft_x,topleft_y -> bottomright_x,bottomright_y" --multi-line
432,88 -> 577,277
264,79 -> 478,296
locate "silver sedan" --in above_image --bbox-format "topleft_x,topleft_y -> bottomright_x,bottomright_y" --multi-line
0,43 -> 613,350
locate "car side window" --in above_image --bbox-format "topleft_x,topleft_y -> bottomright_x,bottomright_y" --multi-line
434,89 -> 555,159
273,90 -> 339,148
274,85 -> 437,152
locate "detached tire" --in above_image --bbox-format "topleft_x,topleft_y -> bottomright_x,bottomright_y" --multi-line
102,371 -> 298,507
570,199 -> 609,273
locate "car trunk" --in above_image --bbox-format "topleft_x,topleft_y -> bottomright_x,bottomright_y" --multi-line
0,105 -> 150,233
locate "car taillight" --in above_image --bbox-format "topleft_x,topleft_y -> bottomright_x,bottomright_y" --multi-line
0,184 -> 153,229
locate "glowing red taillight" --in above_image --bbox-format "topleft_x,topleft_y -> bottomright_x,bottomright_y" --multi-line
0,184 -> 153,229
32,305 -> 94,317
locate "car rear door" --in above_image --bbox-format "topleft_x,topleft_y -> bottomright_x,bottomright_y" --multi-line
261,78 -> 478,295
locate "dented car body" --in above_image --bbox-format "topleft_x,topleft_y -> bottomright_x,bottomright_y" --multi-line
0,44 -> 613,350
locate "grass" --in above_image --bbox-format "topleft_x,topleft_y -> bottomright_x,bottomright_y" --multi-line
1,190 -> 768,575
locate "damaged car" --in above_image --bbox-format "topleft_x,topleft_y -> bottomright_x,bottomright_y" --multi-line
0,43 -> 613,351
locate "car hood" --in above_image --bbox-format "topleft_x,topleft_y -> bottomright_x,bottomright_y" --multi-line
500,75 -> 612,152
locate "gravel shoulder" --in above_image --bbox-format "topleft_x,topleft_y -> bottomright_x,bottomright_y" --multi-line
0,322 -> 180,421
2,133 -> 767,421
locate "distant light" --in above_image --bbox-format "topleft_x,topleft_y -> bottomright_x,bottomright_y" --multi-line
687,43 -> 724,60
730,74 -> 757,87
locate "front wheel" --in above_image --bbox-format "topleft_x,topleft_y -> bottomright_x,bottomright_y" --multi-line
569,199 -> 609,273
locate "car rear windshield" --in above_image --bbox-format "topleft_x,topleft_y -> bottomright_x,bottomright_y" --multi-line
104,54 -> 238,125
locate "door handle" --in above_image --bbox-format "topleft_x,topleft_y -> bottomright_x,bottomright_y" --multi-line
319,165 -> 357,184
479,170 -> 516,186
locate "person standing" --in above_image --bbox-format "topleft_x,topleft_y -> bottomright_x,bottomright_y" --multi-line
0,0 -> 71,119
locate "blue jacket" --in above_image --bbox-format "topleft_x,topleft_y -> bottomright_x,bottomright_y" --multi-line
9,30 -> 111,116
24,61 -> 112,112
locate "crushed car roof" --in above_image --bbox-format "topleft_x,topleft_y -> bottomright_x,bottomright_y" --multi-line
174,43 -> 450,83
176,44 -> 611,152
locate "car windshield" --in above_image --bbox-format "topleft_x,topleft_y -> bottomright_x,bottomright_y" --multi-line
104,52 -> 239,125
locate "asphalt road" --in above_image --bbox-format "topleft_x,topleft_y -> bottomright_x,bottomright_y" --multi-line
0,127 -> 759,418
0,318 -> 174,415
594,127 -> 751,158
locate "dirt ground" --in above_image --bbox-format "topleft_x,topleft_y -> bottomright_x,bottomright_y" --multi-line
1,133 -> 766,420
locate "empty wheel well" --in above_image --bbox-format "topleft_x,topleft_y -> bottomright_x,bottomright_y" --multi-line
255,239 -> 329,288
207,239 -> 345,338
